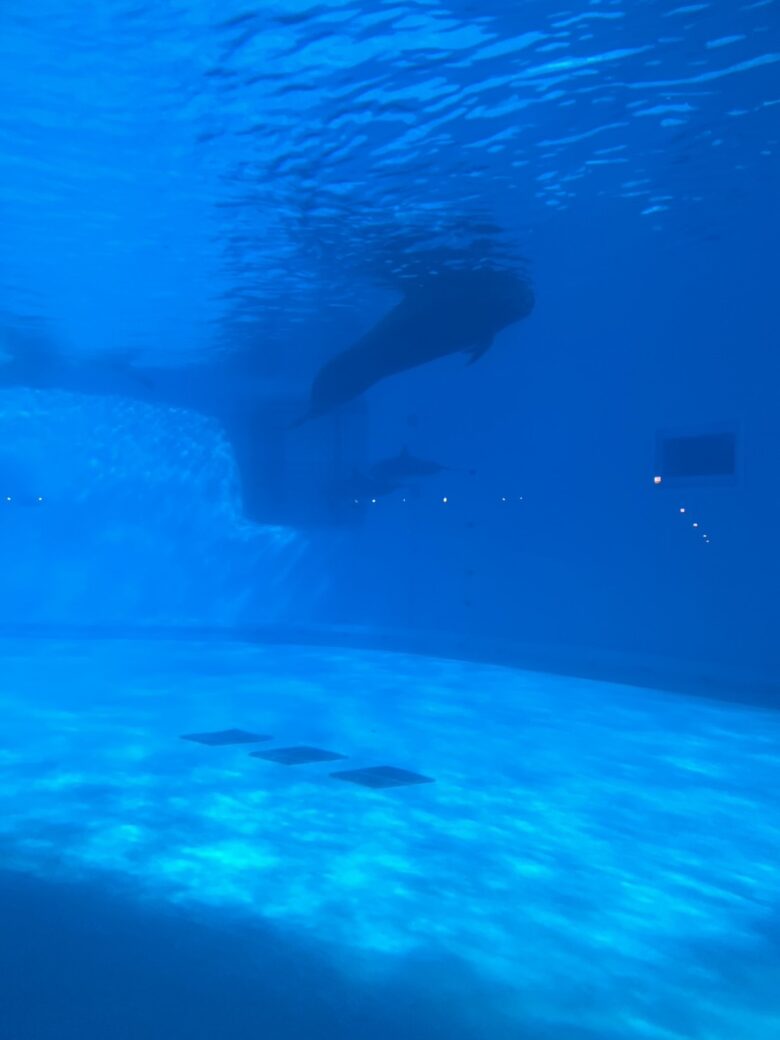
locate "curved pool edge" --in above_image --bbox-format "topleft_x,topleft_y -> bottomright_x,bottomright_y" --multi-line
0,621 -> 776,708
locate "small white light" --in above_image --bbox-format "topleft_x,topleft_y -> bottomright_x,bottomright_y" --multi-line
353,499 -> 359,504
653,475 -> 662,485
5,496 -> 10,502
371,498 -> 376,504
442,497 -> 448,504
501,496 -> 507,502
679,507 -> 686,513
37,496 -> 43,502
693,522 -> 699,528
402,498 -> 406,503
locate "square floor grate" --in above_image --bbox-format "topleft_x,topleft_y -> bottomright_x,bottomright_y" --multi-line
330,766 -> 435,789
250,745 -> 347,765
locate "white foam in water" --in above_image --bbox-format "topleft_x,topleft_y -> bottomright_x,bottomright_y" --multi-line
0,389 -> 311,626
1,638 -> 778,1038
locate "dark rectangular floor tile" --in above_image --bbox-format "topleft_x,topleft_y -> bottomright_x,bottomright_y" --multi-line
250,745 -> 348,766
330,766 -> 435,789
181,729 -> 272,746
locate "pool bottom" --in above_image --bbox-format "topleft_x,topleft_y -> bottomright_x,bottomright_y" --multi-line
0,869 -> 510,1040
0,637 -> 778,1039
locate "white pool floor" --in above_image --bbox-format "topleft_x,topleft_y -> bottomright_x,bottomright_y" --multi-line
1,638 -> 779,1039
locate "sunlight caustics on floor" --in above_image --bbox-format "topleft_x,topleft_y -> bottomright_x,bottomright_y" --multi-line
1,637 -> 779,1039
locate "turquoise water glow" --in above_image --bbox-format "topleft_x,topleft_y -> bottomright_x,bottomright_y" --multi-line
1,0 -> 778,1033
2,638 -> 779,1038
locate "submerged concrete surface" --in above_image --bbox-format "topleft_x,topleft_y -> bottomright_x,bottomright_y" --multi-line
0,621 -> 776,707
0,637 -> 779,1038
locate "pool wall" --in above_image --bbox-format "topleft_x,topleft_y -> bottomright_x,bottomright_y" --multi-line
2,209 -> 778,695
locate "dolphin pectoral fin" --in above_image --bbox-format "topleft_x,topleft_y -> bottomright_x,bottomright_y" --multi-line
466,337 -> 493,364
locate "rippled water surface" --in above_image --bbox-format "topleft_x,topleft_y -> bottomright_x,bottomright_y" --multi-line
2,0 -> 777,357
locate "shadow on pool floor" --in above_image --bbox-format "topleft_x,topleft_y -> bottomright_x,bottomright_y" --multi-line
0,869 -> 535,1040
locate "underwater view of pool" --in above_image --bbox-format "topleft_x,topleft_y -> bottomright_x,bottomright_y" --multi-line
1,637 -> 778,1039
2,0 -> 779,1030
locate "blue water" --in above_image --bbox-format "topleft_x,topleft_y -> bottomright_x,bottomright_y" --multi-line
1,0 -> 779,1036
2,638 -> 780,1038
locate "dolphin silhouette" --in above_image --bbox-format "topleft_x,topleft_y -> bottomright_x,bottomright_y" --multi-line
370,446 -> 450,483
296,267 -> 533,425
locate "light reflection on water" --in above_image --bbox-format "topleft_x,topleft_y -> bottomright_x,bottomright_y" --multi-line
0,636 -> 779,1037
